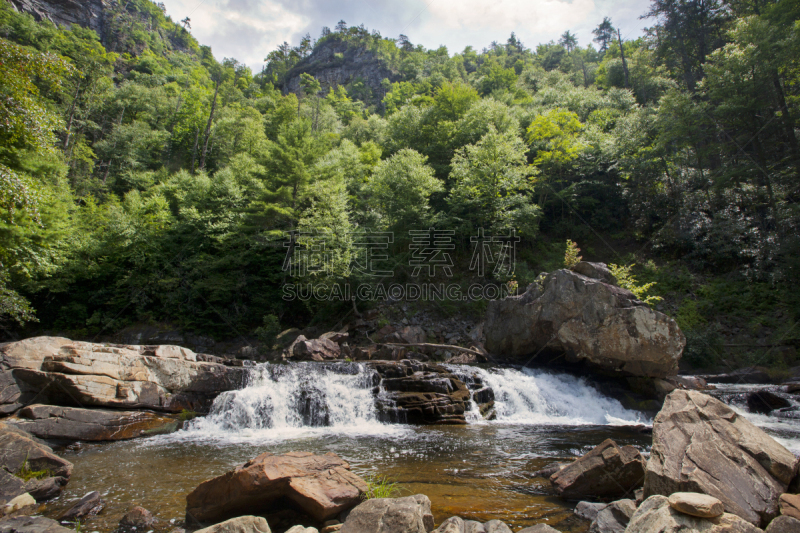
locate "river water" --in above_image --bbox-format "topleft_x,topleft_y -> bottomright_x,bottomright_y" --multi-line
41,364 -> 800,532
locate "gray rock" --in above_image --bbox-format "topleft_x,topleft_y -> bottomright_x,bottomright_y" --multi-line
59,491 -> 105,522
575,502 -> 607,522
285,527 -> 318,533
0,516 -> 74,533
8,405 -> 181,442
482,522 -> 511,533
119,506 -> 157,530
668,492 -> 725,518
765,516 -> 800,533
644,390 -> 799,526
627,495 -> 763,533
0,422 -> 72,503
570,262 -> 617,284
588,499 -> 636,533
0,470 -> 26,505
432,517 -> 487,533
1,493 -> 36,517
285,336 -> 340,362
550,439 -> 645,499
485,269 -> 684,378
340,494 -> 434,533
516,525 -> 560,533
195,516 -> 272,533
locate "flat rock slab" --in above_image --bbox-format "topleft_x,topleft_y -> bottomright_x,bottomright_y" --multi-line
627,496 -> 763,533
7,405 -> 181,441
0,516 -> 75,533
187,452 -> 367,525
195,516 -> 272,533
669,493 -> 725,518
550,439 -> 645,499
644,390 -> 799,527
341,495 -> 434,533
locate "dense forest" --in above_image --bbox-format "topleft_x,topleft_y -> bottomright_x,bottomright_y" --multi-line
1,0 -> 798,371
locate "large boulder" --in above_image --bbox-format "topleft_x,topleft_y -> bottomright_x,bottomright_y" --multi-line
194,516 -> 271,533
549,439 -> 646,500
747,391 -> 791,414
432,517 -> 513,533
0,337 -> 245,414
340,495 -> 434,533
766,516 -> 800,533
644,390 -> 799,526
484,269 -> 684,378
7,405 -> 181,441
0,423 -> 72,503
371,361 -> 473,424
186,452 -> 367,525
626,495 -> 763,533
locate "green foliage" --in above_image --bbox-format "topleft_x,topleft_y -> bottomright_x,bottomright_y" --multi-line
564,239 -> 582,268
361,474 -> 401,500
608,264 -> 662,305
178,409 -> 198,421
16,459 -> 49,481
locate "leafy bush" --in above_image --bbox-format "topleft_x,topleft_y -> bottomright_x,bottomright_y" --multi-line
608,263 -> 662,305
564,239 -> 582,268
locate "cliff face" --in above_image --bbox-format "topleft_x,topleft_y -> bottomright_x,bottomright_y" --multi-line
283,37 -> 401,104
7,0 -> 109,40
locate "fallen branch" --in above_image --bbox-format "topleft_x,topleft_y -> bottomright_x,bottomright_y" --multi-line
383,342 -> 487,358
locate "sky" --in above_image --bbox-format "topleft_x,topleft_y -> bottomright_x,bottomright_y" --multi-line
158,0 -> 653,71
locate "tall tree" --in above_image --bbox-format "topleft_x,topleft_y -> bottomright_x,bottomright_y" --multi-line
593,17 -> 615,53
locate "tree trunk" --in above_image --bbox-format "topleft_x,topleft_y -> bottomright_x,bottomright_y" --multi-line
199,81 -> 220,171
618,29 -> 631,90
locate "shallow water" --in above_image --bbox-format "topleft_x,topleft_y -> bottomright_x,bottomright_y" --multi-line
42,364 -> 653,532
44,367 -> 800,533
44,424 -> 652,532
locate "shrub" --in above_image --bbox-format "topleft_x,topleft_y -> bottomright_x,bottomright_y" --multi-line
608,263 -> 662,305
564,239 -> 582,268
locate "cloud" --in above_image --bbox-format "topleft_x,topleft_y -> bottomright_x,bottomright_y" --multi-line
159,0 -> 651,70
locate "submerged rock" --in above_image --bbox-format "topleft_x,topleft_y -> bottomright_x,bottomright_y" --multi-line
340,494 -> 434,533
626,495 -> 762,533
194,516 -> 272,533
371,360 -> 473,424
484,268 -> 684,378
8,405 -> 181,441
747,391 -> 791,414
644,390 -> 799,526
549,439 -> 646,500
0,516 -> 75,533
186,452 -> 366,525
118,505 -> 157,531
60,490 -> 105,522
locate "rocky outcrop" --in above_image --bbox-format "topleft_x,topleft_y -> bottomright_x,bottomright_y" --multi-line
485,268 -> 684,378
747,391 -> 791,414
371,361 -> 472,424
549,439 -> 646,499
0,516 -> 75,533
0,422 -> 72,503
644,390 -> 799,526
194,516 -> 272,533
340,495 -> 434,533
626,495 -> 763,533
283,36 -> 400,105
186,452 -> 367,525
0,337 -> 245,415
7,0 -> 107,39
7,405 -> 181,441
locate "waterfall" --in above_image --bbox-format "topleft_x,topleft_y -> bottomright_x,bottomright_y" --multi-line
186,362 -> 645,442
447,365 -> 646,426
186,362 -> 390,440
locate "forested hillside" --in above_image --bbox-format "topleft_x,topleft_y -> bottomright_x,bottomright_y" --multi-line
1,0 -> 798,371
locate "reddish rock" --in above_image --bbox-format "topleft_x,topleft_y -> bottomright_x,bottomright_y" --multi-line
186,452 -> 367,525
550,439 -> 646,500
